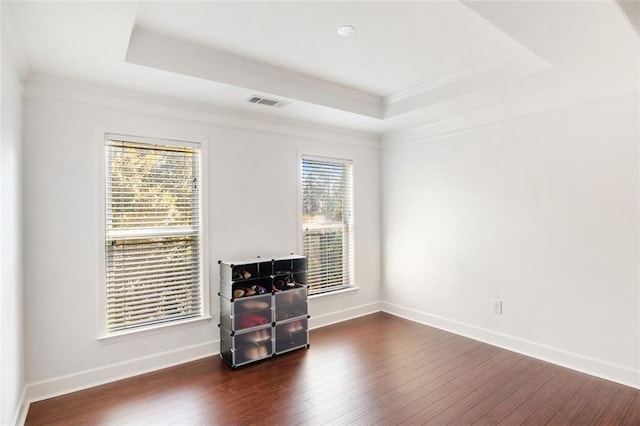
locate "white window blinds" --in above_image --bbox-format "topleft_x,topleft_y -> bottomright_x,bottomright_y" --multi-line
105,137 -> 202,333
302,157 -> 353,294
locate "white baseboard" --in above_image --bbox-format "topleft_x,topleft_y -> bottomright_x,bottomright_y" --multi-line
20,301 -> 382,410
381,302 -> 640,390
12,387 -> 28,426
19,301 -> 638,420
310,301 -> 383,330
24,340 -> 218,404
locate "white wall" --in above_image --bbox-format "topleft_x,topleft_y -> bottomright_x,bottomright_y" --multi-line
22,79 -> 381,400
382,94 -> 640,387
17,42 -> 637,412
1,16 -> 26,425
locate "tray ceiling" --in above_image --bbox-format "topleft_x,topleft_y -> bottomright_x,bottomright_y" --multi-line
4,1 -> 638,134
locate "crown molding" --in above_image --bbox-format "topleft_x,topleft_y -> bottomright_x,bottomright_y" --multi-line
381,76 -> 638,147
126,27 -> 384,120
23,72 -> 636,152
385,49 -> 526,106
615,0 -> 640,39
24,75 -> 380,149
383,48 -> 551,119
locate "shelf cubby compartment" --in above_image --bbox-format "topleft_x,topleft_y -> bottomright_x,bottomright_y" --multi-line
274,286 -> 306,305
275,318 -> 309,354
291,272 -> 307,286
272,274 -> 297,292
220,293 -> 271,317
275,301 -> 308,322
220,326 -> 272,348
219,294 -> 272,332
273,255 -> 307,275
219,259 -> 273,283
229,261 -> 272,280
220,309 -> 272,332
274,286 -> 308,321
220,276 -> 272,300
221,341 -> 273,368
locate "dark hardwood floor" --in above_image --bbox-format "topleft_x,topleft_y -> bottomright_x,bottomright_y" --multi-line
26,312 -> 640,425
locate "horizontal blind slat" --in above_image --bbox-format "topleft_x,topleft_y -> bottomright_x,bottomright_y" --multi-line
105,139 -> 202,333
108,262 -> 200,273
106,274 -> 201,288
302,157 -> 353,295
107,291 -> 201,309
107,308 -> 200,326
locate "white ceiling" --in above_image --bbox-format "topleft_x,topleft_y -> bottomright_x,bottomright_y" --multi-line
4,1 -> 639,134
133,1 -> 525,97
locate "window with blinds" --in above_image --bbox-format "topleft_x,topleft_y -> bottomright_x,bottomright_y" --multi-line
105,137 -> 202,333
302,156 -> 353,295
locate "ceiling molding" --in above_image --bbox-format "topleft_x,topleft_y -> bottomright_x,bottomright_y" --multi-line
381,77 -> 638,148
383,49 -> 551,119
24,71 -> 635,153
615,0 -> 640,39
6,1 -> 637,135
126,27 -> 384,120
385,49 -> 528,106
24,75 -> 380,150
125,27 -> 556,126
126,28 -> 554,125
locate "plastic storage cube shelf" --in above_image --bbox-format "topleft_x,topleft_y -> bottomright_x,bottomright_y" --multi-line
219,293 -> 272,331
274,286 -> 308,321
275,318 -> 309,354
220,326 -> 273,367
218,255 -> 309,369
219,260 -> 273,300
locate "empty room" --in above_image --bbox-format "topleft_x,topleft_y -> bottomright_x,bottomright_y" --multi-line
1,0 -> 639,424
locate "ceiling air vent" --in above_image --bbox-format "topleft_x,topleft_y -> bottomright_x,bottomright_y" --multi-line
248,96 -> 288,108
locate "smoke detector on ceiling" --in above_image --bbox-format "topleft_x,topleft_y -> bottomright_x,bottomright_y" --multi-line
248,96 -> 289,108
337,25 -> 356,37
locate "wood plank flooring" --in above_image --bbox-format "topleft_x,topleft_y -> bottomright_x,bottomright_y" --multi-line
25,312 -> 640,425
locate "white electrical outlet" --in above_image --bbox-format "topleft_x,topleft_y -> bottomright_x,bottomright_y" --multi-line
491,299 -> 503,315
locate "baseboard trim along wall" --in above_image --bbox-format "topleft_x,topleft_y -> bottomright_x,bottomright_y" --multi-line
18,299 -> 637,423
20,301 -> 382,415
24,340 -> 218,406
381,301 -> 640,390
309,301 -> 384,330
12,388 -> 28,426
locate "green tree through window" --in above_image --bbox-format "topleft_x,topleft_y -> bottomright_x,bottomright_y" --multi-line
105,138 -> 202,333
302,157 -> 353,294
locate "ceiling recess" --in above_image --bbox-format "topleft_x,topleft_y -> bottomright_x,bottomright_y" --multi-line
248,95 -> 289,108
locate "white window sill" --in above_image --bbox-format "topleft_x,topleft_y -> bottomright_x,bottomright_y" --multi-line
309,286 -> 360,300
98,315 -> 212,344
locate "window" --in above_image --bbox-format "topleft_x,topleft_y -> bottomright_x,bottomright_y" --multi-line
104,135 -> 203,333
301,156 -> 353,295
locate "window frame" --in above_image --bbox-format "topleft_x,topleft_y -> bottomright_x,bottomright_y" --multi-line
299,154 -> 355,296
97,129 -> 210,340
